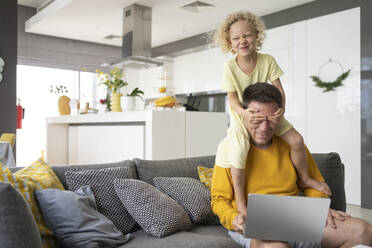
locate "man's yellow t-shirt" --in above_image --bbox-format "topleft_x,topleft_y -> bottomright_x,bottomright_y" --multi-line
216,53 -> 292,169
211,136 -> 329,231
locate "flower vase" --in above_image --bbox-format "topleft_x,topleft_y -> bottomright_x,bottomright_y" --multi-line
110,92 -> 122,112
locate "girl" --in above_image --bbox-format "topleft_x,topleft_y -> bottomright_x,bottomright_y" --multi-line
214,11 -> 331,216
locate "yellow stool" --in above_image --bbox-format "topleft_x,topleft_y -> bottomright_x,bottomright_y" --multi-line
0,133 -> 16,148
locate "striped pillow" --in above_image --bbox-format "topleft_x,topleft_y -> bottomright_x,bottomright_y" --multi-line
0,159 -> 64,248
197,166 -> 213,190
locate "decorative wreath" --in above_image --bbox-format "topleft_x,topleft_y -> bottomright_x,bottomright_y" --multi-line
310,58 -> 350,92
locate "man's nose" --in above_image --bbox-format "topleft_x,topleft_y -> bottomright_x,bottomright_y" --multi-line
259,119 -> 270,131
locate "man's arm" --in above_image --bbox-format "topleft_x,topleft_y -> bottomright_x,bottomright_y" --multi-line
211,165 -> 240,230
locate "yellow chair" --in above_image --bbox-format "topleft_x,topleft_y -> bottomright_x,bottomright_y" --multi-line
0,133 -> 16,148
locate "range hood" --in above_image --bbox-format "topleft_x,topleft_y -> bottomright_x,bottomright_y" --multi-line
110,4 -> 166,68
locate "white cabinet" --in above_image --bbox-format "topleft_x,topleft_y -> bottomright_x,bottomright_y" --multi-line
46,110 -> 228,165
68,125 -> 145,164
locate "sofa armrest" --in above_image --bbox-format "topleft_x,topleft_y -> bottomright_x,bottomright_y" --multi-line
312,152 -> 346,211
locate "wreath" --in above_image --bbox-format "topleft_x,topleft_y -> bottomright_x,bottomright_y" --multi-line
310,59 -> 350,92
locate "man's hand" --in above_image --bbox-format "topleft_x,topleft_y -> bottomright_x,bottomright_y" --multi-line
233,214 -> 246,234
267,108 -> 284,124
241,108 -> 265,129
326,209 -> 351,229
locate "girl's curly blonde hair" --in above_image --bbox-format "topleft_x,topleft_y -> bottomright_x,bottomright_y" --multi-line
214,11 -> 266,54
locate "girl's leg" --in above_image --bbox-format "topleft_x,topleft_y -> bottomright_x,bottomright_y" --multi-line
280,128 -> 331,195
231,167 -> 247,216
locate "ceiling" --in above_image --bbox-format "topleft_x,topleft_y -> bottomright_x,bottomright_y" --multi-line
18,0 -> 315,47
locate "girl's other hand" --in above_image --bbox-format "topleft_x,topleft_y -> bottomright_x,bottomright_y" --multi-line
268,108 -> 284,124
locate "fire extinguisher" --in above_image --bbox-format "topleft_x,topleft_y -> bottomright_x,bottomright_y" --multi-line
17,99 -> 23,129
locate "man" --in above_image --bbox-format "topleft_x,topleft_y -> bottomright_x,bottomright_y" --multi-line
211,83 -> 372,248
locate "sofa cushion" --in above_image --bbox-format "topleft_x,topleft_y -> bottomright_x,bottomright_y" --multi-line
312,153 -> 346,211
54,160 -> 136,189
35,185 -> 131,248
153,177 -> 219,225
197,166 -> 214,190
114,179 -> 193,238
120,226 -> 241,248
1,159 -> 63,248
133,155 -> 215,186
65,166 -> 139,234
0,182 -> 43,248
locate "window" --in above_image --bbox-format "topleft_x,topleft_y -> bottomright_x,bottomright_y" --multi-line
16,65 -> 100,166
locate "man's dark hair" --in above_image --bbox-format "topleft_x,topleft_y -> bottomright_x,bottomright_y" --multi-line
242,83 -> 282,109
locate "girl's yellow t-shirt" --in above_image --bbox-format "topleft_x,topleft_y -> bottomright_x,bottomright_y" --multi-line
216,53 -> 292,169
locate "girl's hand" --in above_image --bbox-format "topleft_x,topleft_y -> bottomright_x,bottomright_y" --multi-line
268,108 -> 284,124
241,108 -> 265,129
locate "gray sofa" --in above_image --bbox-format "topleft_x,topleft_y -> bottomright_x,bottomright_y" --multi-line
4,152 -> 346,248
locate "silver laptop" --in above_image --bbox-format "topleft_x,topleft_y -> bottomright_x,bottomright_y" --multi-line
244,194 -> 330,243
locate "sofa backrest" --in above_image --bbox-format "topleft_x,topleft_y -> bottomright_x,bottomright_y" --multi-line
312,153 -> 346,211
9,152 -> 345,211
134,153 -> 346,211
9,160 -> 136,190
133,155 -> 215,186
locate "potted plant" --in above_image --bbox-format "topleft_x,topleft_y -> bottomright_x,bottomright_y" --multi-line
49,85 -> 70,115
121,87 -> 144,111
96,68 -> 128,112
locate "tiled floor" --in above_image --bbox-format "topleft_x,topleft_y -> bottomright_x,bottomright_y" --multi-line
346,204 -> 372,224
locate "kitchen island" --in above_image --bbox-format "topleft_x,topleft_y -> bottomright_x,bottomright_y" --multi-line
46,110 -> 228,165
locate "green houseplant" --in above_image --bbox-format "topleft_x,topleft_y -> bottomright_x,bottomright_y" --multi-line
121,88 -> 145,111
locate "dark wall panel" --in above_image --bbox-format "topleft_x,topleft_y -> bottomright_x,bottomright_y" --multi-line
0,0 -> 17,136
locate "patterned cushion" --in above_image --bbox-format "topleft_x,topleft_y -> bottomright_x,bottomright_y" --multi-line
65,167 -> 138,234
0,159 -> 64,248
153,177 -> 219,225
197,166 -> 213,190
114,179 -> 193,238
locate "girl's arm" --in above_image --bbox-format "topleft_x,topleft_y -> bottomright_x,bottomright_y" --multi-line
271,78 -> 286,112
227,92 -> 246,116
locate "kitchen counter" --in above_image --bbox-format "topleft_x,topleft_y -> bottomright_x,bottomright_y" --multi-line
46,110 -> 228,165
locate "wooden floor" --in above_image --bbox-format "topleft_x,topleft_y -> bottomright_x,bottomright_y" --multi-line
346,204 -> 372,224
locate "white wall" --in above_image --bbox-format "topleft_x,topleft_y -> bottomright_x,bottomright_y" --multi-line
133,8 -> 361,205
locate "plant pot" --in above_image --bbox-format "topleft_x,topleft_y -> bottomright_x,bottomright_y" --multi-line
121,96 -> 136,111
110,92 -> 122,112
58,95 -> 71,115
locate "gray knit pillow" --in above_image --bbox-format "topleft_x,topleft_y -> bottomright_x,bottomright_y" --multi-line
114,179 -> 192,238
65,167 -> 138,234
153,177 -> 219,225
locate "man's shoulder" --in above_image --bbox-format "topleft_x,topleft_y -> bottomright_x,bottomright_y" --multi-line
273,136 -> 291,150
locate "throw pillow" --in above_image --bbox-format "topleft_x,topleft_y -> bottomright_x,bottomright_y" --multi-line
35,185 -> 131,248
153,177 -> 219,225
197,166 -> 213,190
0,159 -> 64,248
114,179 -> 192,238
65,166 -> 138,234
0,182 -> 43,248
